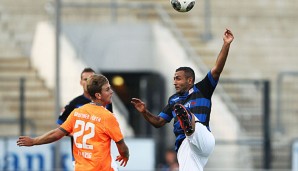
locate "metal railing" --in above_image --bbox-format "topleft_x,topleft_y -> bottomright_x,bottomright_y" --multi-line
275,71 -> 298,135
218,79 -> 272,169
0,119 -> 36,137
0,77 -> 37,137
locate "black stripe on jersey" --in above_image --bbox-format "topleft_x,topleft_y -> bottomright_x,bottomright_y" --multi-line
196,74 -> 216,99
190,106 -> 211,126
59,127 -> 70,135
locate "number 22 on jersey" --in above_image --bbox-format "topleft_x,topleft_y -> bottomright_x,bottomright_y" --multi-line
73,120 -> 95,150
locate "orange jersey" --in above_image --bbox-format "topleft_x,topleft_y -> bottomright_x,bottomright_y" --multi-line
60,103 -> 123,171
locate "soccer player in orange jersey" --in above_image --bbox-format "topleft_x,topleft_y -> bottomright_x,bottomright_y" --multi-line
17,74 -> 129,171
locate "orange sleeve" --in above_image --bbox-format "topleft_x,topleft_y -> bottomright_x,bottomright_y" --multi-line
105,114 -> 124,143
60,110 -> 76,134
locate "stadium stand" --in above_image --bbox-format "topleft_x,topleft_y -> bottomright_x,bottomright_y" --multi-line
0,0 -> 297,170
0,57 -> 56,136
0,0 -> 55,136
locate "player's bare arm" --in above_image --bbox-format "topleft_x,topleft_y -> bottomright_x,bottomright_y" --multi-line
16,128 -> 66,146
115,139 -> 129,167
211,29 -> 234,80
131,98 -> 167,128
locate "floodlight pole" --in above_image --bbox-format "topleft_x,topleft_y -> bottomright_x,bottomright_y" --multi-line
55,0 -> 61,170
19,77 -> 25,136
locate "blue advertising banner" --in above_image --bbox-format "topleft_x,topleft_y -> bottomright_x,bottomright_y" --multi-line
0,137 -> 155,171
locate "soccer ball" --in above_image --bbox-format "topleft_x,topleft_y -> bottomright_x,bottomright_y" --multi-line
170,0 -> 195,12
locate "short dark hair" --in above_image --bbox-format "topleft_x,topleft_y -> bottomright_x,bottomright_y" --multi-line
176,67 -> 195,83
81,68 -> 95,79
87,74 -> 109,99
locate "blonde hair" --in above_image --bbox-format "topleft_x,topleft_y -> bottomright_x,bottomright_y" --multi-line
87,74 -> 109,99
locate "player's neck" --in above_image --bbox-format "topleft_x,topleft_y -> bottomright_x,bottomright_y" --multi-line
91,101 -> 104,106
83,92 -> 91,99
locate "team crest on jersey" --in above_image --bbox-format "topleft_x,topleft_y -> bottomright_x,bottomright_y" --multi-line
184,102 -> 191,108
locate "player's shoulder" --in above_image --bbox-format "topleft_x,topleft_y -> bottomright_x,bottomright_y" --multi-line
169,93 -> 178,100
79,104 -> 111,115
168,93 -> 180,104
69,94 -> 90,104
74,103 -> 92,111
101,107 -> 114,116
195,71 -> 211,85
71,94 -> 87,101
99,107 -> 117,119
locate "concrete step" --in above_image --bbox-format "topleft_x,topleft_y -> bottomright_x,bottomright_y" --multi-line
0,5 -> 47,15
0,69 -> 39,79
0,124 -> 20,136
60,7 -> 159,23
5,100 -> 54,110
34,123 -> 57,136
0,81 -> 48,91
0,78 -> 45,90
271,143 -> 291,168
2,108 -> 54,119
62,0 -> 118,3
3,99 -> 55,108
0,57 -> 31,68
0,57 -> 57,138
2,109 -> 56,119
0,32 -> 12,43
0,90 -> 53,99
0,46 -> 23,57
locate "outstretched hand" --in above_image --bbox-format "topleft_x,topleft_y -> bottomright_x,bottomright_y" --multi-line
223,29 -> 234,44
16,136 -> 34,146
131,98 -> 146,113
116,155 -> 129,167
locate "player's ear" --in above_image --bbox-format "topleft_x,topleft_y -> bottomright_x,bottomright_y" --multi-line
80,79 -> 84,86
95,92 -> 101,100
187,77 -> 193,85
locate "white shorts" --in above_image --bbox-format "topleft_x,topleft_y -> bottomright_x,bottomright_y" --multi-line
177,122 -> 215,171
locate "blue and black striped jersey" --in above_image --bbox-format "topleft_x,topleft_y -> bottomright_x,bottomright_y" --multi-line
159,71 -> 218,151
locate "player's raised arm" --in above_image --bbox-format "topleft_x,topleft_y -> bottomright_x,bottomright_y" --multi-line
16,128 -> 67,146
131,98 -> 167,128
211,29 -> 234,80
